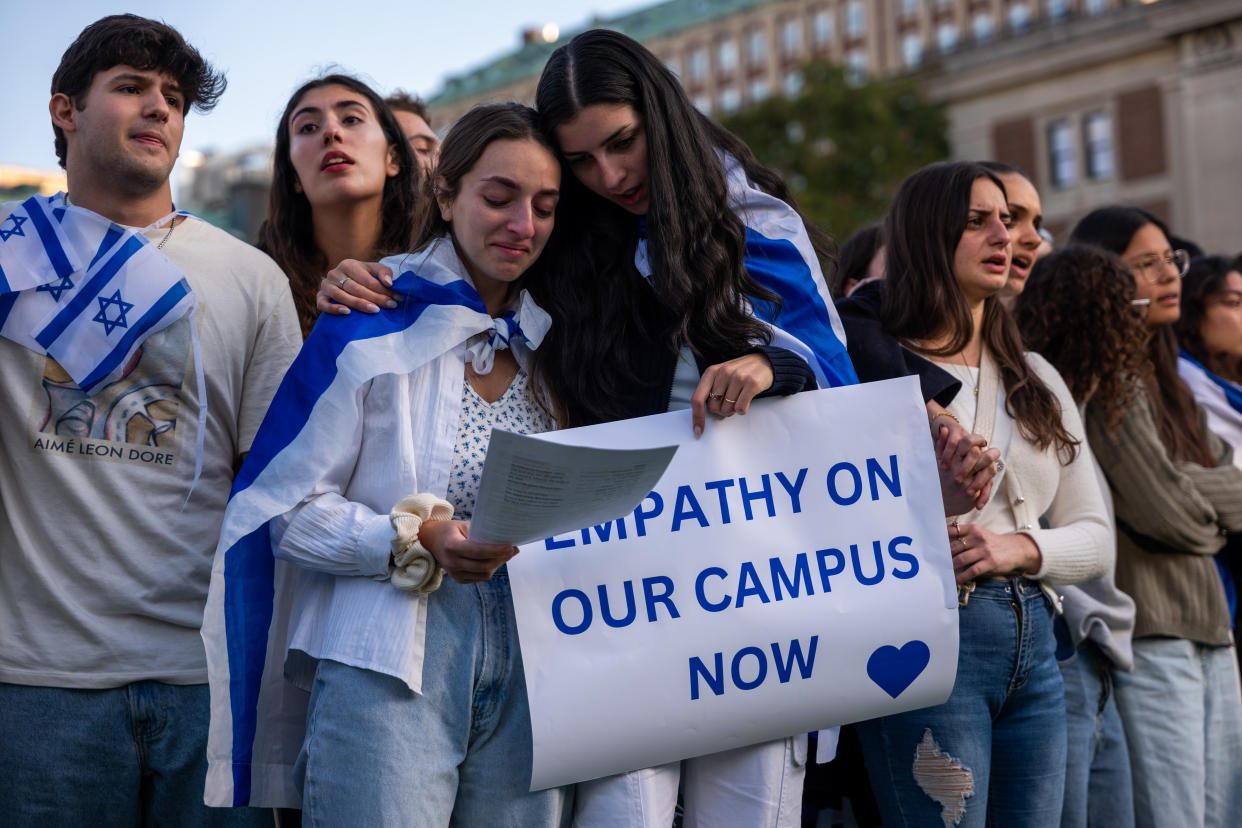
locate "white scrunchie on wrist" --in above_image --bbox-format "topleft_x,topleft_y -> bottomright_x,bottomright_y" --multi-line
389,493 -> 454,594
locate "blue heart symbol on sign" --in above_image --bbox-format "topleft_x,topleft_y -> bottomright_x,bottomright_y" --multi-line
867,640 -> 931,699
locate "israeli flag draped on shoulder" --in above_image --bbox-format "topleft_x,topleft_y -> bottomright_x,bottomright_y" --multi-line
202,238 -> 550,807
0,193 -> 195,394
722,154 -> 858,388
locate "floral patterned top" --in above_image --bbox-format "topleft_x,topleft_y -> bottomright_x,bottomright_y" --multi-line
446,368 -> 554,520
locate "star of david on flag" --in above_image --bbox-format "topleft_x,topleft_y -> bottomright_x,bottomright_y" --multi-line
0,195 -> 83,294
37,273 -> 75,302
93,290 -> 134,335
0,212 -> 28,242
0,194 -> 196,395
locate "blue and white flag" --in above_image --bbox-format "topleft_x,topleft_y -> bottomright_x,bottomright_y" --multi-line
724,155 -> 859,389
202,239 -> 550,808
0,194 -> 195,396
0,194 -> 82,293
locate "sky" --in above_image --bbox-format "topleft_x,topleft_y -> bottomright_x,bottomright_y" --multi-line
0,0 -> 645,173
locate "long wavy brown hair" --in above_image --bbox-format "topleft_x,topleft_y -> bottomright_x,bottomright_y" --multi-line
256,74 -> 419,338
880,161 -> 1078,461
1014,246 -> 1153,432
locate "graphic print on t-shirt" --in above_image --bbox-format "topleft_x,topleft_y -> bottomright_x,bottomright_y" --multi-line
29,317 -> 190,468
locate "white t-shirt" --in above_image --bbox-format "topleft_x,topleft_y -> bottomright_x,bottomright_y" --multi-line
0,211 -> 301,688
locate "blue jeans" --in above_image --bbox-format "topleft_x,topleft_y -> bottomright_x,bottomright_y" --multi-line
295,568 -> 572,826
857,577 -> 1066,827
0,681 -> 271,827
1058,641 -> 1134,828
1114,637 -> 1242,828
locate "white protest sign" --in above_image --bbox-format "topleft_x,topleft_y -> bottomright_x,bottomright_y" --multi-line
507,376 -> 959,790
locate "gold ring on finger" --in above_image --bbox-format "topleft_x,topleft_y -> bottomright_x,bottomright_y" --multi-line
724,397 -> 737,404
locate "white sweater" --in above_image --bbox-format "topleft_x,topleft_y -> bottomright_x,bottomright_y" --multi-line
937,351 -> 1112,586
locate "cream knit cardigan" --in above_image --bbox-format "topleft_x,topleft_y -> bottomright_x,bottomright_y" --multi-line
938,351 -> 1113,588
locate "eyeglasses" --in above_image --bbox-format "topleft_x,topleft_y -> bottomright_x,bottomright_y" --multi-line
1127,249 -> 1189,283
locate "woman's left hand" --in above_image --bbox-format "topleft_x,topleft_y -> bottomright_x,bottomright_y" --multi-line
690,354 -> 774,438
949,523 -> 1042,584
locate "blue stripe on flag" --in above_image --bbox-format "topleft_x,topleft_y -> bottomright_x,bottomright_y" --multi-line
0,261 -> 10,294
34,234 -> 143,348
90,226 -> 127,269
21,196 -> 74,279
224,524 -> 276,806
1182,350 -> 1242,416
743,227 -> 858,388
78,280 -> 191,391
231,274 -> 484,496
220,272 -> 485,803
0,291 -> 17,330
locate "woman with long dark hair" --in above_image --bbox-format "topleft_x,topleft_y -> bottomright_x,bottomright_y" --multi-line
257,73 -> 418,337
854,162 -> 1111,827
1071,209 -> 1242,828
210,103 -> 571,823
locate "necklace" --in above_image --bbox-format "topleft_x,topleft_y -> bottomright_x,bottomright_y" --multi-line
959,349 -> 980,397
157,215 -> 179,249
65,193 -> 179,249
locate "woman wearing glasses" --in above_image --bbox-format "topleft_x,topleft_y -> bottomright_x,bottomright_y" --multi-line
1070,207 -> 1242,828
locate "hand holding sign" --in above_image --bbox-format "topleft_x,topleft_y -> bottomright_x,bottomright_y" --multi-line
507,377 -> 960,790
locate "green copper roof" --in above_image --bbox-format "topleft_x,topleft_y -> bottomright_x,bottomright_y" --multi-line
429,0 -> 775,106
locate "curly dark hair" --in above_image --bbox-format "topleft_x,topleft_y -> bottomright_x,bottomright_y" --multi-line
1178,256 -> 1242,382
1014,246 -> 1153,432
51,14 -> 225,168
1071,205 -> 1216,466
256,74 -> 419,338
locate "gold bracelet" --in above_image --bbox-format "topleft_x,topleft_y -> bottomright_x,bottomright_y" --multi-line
931,410 -> 959,425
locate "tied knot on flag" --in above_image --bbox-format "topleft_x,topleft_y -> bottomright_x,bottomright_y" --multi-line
464,293 -> 550,375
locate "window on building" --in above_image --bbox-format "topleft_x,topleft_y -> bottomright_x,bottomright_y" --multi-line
1048,0 -> 1069,20
782,19 -> 802,55
900,0 -> 919,17
846,1 -> 865,38
937,23 -> 958,53
1048,119 -> 1078,188
972,12 -> 994,43
693,94 -> 712,115
718,39 -> 739,73
813,9 -> 833,48
1083,111 -> 1114,180
1086,0 -> 1108,14
1009,2 -> 1031,31
719,87 -> 742,113
750,79 -> 770,103
689,47 -> 708,82
846,49 -> 868,83
665,56 -> 681,78
748,29 -> 767,65
784,70 -> 804,97
902,34 -> 923,68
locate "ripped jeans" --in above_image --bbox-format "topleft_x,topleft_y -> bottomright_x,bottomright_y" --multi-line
856,577 -> 1066,827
